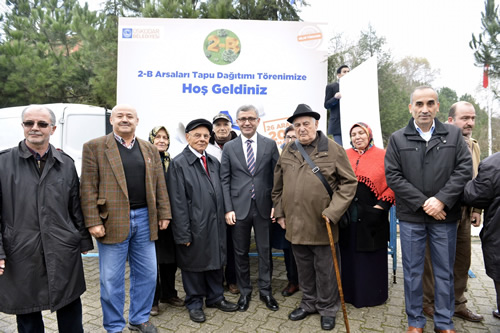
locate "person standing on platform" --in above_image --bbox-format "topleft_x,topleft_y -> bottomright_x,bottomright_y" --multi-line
325,64 -> 350,145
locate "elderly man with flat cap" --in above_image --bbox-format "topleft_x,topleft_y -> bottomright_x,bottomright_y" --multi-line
167,119 -> 238,323
272,104 -> 357,330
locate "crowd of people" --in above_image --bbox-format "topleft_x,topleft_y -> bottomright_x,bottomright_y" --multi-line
0,81 -> 499,333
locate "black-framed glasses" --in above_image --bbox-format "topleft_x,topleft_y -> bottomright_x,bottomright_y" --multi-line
22,121 -> 51,129
237,117 -> 258,123
285,135 -> 297,139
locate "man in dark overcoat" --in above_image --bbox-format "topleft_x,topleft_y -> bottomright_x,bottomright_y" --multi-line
464,152 -> 500,320
167,119 -> 238,323
0,105 -> 93,332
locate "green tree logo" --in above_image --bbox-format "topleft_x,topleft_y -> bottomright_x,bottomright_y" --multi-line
204,29 -> 241,65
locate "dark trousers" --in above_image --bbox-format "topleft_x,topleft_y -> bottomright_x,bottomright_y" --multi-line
292,244 -> 340,317
495,280 -> 500,311
181,268 -> 224,310
153,263 -> 178,306
232,200 -> 272,296
16,297 -> 83,333
284,248 -> 299,284
224,226 -> 237,285
423,213 -> 471,311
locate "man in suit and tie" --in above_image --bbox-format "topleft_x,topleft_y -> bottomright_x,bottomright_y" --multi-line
80,104 -> 171,333
220,105 -> 280,312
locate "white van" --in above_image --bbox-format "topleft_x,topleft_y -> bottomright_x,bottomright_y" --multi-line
0,103 -> 110,175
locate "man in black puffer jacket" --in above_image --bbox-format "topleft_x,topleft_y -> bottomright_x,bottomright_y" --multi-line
385,86 -> 472,333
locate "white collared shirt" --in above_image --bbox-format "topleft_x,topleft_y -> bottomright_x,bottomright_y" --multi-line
241,133 -> 258,162
414,120 -> 435,142
188,145 -> 207,169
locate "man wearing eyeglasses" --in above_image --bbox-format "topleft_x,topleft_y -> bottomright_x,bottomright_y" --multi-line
167,119 -> 238,323
220,105 -> 280,312
0,105 -> 94,332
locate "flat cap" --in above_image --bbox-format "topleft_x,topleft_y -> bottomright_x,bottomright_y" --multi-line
212,112 -> 231,124
287,104 -> 321,124
185,118 -> 213,133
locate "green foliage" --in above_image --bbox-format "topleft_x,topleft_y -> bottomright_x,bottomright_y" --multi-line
325,25 -> 499,154
470,0 -> 500,78
0,0 -> 95,107
436,87 -> 458,122
0,0 -> 303,108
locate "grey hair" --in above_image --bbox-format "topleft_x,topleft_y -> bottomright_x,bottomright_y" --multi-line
21,105 -> 57,125
410,86 -> 439,104
236,105 -> 259,119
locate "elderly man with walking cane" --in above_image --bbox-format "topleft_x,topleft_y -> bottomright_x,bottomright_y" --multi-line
272,104 -> 357,330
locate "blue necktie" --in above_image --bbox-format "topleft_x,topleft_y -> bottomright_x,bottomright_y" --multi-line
246,140 -> 255,199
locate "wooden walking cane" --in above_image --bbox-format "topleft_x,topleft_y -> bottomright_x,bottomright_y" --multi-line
323,215 -> 350,333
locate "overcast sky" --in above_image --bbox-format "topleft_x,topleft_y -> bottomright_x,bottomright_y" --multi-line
300,0 -> 487,100
2,0 -> 488,104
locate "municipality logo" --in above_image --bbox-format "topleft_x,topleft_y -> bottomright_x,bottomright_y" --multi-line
122,28 -> 133,39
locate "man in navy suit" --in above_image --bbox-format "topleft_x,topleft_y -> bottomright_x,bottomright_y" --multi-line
220,105 -> 280,312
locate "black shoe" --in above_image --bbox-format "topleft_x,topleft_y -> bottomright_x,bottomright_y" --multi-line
321,316 -> 335,330
237,295 -> 251,312
289,307 -> 310,321
281,282 -> 299,297
128,321 -> 158,333
260,295 -> 279,311
188,308 -> 206,323
207,298 -> 238,312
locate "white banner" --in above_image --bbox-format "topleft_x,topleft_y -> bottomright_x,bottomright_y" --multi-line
117,18 -> 328,156
339,56 -> 383,149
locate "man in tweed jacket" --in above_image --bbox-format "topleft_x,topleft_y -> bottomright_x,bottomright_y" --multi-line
81,104 -> 171,333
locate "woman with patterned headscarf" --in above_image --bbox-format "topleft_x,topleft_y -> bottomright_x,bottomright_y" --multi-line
148,126 -> 184,315
339,122 -> 395,308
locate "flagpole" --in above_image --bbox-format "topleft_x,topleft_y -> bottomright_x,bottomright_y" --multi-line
483,64 -> 492,156
488,95 -> 492,156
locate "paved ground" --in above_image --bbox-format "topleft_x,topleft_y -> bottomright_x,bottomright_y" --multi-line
1,237 -> 499,333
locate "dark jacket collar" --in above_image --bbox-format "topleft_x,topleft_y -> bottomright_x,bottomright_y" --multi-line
209,131 -> 237,145
182,145 -> 215,165
403,118 -> 448,138
18,140 -> 64,164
